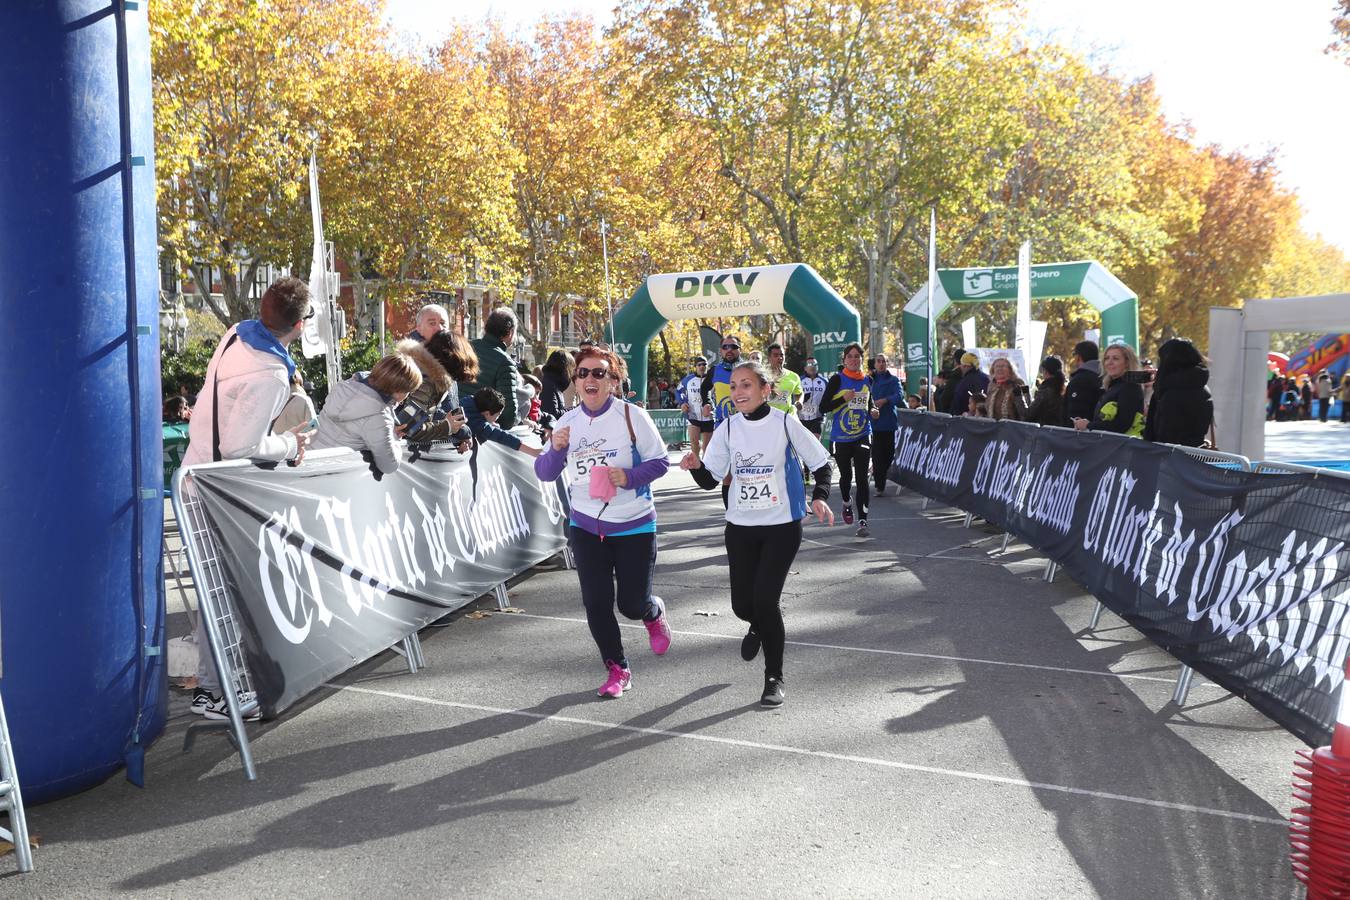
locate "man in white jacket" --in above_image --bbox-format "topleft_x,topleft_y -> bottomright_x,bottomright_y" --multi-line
184,276 -> 313,720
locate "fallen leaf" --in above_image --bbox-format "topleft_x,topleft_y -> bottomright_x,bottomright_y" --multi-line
501,607 -> 524,614
464,611 -> 492,621
693,610 -> 720,617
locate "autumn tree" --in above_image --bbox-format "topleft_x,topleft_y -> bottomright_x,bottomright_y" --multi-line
321,29 -> 522,338
151,0 -> 385,325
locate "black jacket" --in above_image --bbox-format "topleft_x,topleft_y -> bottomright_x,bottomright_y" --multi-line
1089,380 -> 1146,437
949,368 -> 990,415
1064,364 -> 1103,424
538,370 -> 569,424
1143,366 -> 1212,446
1026,376 -> 1065,426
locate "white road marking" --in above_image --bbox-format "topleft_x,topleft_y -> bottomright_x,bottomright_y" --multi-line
326,682 -> 1283,826
497,612 -> 1221,689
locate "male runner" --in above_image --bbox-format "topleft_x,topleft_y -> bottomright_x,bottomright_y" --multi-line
765,343 -> 802,415
678,355 -> 713,456
798,356 -> 829,478
701,335 -> 742,425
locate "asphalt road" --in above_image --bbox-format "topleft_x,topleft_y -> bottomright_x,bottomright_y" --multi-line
8,465 -> 1303,898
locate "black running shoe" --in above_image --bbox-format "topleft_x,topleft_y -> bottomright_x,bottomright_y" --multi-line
741,627 -> 761,661
761,675 -> 785,707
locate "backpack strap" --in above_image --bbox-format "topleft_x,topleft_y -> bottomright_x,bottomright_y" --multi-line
211,332 -> 241,462
623,400 -> 636,445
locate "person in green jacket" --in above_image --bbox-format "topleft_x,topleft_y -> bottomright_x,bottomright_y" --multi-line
466,307 -> 523,429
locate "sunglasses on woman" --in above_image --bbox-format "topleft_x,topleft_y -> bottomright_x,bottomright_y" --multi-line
575,366 -> 613,380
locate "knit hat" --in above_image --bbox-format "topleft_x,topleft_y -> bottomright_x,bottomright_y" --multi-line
960,352 -> 979,366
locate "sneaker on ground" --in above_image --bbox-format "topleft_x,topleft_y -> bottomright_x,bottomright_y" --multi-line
856,519 -> 870,538
597,661 -> 633,698
645,596 -> 671,655
201,690 -> 262,722
189,687 -> 211,716
740,627 -> 761,662
761,675 -> 785,707
842,504 -> 854,525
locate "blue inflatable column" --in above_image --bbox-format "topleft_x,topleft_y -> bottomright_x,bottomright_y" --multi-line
0,1 -> 166,801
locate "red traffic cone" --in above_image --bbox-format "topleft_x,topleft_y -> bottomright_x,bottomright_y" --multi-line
1290,660 -> 1350,898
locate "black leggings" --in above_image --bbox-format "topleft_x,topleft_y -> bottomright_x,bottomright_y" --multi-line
871,430 -> 896,492
833,438 -> 870,517
569,527 -> 658,669
724,520 -> 801,679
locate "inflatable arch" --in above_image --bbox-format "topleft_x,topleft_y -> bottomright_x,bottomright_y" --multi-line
604,264 -> 861,397
902,260 -> 1139,389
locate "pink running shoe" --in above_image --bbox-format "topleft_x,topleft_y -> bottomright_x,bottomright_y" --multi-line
645,596 -> 671,655
598,661 -> 632,698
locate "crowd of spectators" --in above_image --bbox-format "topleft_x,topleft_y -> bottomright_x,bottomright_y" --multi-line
928,337 -> 1216,447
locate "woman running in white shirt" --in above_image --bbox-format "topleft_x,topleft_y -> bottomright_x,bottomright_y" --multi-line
680,360 -> 834,706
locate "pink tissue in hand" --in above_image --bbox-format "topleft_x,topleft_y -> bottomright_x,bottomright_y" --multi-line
589,465 -> 618,502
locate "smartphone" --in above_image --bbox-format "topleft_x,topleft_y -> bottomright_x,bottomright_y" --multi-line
1123,370 -> 1154,384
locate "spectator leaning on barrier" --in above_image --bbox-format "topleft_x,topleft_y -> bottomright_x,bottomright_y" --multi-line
183,275 -> 314,720
467,308 -> 523,429
408,303 -> 449,343
1026,356 -> 1065,426
1072,343 -> 1146,438
1143,338 -> 1212,447
395,335 -> 471,446
311,352 -> 422,475
466,388 -> 542,457
948,351 -> 989,416
985,357 -> 1029,421
1064,340 -> 1103,426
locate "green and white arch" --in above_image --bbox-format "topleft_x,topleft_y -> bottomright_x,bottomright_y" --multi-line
901,260 -> 1139,389
604,263 -> 861,397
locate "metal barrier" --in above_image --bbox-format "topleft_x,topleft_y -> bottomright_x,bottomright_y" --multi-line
172,452 -> 428,781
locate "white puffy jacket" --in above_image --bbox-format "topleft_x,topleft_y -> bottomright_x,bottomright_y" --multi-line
311,376 -> 402,474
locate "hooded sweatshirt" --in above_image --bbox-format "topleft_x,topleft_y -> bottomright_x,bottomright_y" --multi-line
311,376 -> 402,474
183,322 -> 298,466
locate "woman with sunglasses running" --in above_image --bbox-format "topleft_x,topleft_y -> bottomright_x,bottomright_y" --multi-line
534,346 -> 673,698
819,343 -> 874,537
680,359 -> 834,707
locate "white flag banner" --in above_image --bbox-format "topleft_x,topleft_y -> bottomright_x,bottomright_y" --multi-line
1014,241 -> 1031,358
1026,320 -> 1047,375
301,151 -> 331,359
960,316 -> 976,351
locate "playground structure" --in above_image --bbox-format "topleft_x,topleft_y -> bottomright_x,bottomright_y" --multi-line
603,264 -> 861,394
1210,294 -> 1350,460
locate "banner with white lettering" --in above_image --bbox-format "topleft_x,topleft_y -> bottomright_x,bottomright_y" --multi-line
888,411 -> 1350,747
186,443 -> 568,716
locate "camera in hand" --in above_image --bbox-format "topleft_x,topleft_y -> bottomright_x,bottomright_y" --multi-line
393,397 -> 431,433
1122,370 -> 1155,384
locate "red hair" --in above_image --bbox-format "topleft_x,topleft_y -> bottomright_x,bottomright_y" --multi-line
574,347 -> 626,381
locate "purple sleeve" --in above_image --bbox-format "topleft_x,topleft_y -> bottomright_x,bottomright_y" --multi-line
534,444 -> 568,481
625,455 -> 670,492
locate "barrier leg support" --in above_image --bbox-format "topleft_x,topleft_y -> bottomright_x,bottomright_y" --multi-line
1043,560 -> 1058,582
963,512 -> 975,528
1089,601 -> 1105,631
1171,665 -> 1195,706
563,546 -> 575,570
409,633 -> 425,669
493,583 -> 510,611
399,636 -> 419,674
0,694 -> 33,873
999,532 -> 1012,554
922,497 -> 930,511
